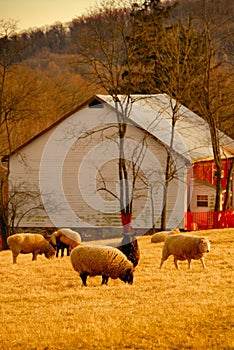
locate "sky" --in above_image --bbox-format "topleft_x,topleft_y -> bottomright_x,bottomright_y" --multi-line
1,0 -> 99,32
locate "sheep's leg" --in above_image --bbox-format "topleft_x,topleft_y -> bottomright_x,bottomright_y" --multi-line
174,257 -> 179,269
66,247 -> 70,256
200,258 -> 206,269
159,251 -> 170,269
80,272 -> 88,286
12,252 -> 18,264
102,275 -> 109,285
187,259 -> 191,269
159,259 -> 164,269
61,247 -> 64,257
56,237 -> 61,257
56,247 -> 59,258
32,252 -> 38,261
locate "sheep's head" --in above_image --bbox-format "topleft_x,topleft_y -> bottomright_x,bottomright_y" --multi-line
45,246 -> 56,259
199,238 -> 210,253
121,268 -> 134,285
48,233 -> 57,248
170,228 -> 180,234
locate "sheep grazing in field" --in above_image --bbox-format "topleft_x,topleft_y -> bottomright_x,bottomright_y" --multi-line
7,233 -> 55,264
49,228 -> 81,257
159,234 -> 210,269
151,228 -> 180,243
70,245 -> 134,286
101,232 -> 140,285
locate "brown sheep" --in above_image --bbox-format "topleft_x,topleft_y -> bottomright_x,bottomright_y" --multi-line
7,233 -> 55,264
159,234 -> 210,269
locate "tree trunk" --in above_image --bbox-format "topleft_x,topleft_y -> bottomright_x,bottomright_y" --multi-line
161,152 -> 171,230
0,215 -> 8,250
150,186 -> 156,233
210,123 -> 222,212
121,213 -> 132,233
214,163 -> 222,212
223,158 -> 234,210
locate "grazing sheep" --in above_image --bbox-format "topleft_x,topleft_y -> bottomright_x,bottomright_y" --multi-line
151,228 -> 180,243
7,233 -> 55,264
49,228 -> 81,257
101,232 -> 140,285
159,234 -> 210,269
70,245 -> 134,286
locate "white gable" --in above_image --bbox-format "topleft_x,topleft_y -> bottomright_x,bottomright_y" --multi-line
8,98 -> 187,231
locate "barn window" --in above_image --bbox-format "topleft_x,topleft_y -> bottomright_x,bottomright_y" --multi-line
88,99 -> 103,108
197,195 -> 208,207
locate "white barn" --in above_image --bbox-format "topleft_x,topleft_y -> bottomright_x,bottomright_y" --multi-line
5,94 -> 234,238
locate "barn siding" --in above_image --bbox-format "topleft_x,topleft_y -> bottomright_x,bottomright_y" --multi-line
9,102 -> 188,231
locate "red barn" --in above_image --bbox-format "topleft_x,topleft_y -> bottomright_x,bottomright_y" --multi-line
186,158 -> 234,229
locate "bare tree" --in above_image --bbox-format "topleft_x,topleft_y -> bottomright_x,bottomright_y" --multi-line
155,20 -> 207,229
7,182 -> 44,234
127,4 -> 206,228
191,2 -> 234,212
73,0 -> 182,232
0,20 -> 45,248
72,1 -> 152,232
0,19 -> 19,248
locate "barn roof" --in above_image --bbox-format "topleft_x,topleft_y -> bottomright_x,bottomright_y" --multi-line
3,93 -> 234,164
96,94 -> 234,163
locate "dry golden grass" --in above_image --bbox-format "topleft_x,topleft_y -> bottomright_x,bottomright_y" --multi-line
0,229 -> 233,350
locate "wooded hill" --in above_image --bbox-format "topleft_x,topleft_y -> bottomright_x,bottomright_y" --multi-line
0,0 -> 233,153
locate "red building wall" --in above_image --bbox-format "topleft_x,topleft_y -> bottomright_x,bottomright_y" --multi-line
192,158 -> 233,188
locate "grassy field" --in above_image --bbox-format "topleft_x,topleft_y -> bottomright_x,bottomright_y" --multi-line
0,228 -> 233,350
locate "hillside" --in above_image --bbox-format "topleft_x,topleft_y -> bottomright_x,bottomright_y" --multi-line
0,0 -> 233,153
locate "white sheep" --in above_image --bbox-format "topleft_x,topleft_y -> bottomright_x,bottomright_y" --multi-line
151,228 -> 180,243
159,234 -> 210,269
70,245 -> 134,286
7,233 -> 55,264
49,228 -> 82,256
